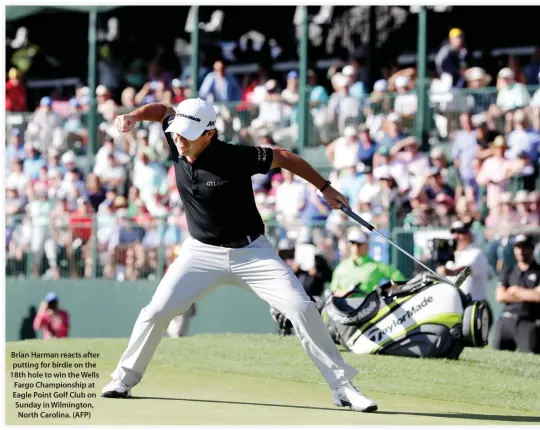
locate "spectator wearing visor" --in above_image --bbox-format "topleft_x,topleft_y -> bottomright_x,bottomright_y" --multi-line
494,235 -> 540,354
33,292 -> 70,339
330,229 -> 404,298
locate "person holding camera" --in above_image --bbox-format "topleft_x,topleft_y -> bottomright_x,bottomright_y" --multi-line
493,234 -> 540,354
436,220 -> 491,302
33,292 -> 70,339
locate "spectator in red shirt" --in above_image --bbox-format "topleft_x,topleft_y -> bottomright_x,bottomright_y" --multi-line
69,197 -> 94,277
6,68 -> 27,112
33,292 -> 70,339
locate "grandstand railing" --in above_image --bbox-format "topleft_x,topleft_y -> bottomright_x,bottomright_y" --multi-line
6,211 -> 539,281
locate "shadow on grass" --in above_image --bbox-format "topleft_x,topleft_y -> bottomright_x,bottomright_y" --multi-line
131,396 -> 540,422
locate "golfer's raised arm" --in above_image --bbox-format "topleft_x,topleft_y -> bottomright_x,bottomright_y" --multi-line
116,102 -> 176,132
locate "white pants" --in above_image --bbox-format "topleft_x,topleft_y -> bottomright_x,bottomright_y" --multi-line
111,235 -> 358,390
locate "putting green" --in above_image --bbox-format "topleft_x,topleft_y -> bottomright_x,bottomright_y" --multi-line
6,335 -> 540,425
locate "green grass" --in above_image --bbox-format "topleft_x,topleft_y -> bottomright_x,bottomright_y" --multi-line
6,334 -> 540,425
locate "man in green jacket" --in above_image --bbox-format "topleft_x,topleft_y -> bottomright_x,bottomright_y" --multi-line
330,229 -> 404,297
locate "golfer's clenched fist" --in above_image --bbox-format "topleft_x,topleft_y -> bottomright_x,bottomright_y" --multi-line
115,114 -> 137,133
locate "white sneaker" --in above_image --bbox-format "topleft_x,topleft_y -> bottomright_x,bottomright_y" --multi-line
332,382 -> 378,412
101,379 -> 132,398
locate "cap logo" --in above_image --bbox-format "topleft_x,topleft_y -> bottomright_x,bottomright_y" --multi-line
177,112 -> 201,122
207,120 -> 215,127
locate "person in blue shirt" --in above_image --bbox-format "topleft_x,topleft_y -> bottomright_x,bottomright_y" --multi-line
6,128 -> 25,166
199,60 -> 242,102
357,124 -> 377,168
23,144 -> 45,180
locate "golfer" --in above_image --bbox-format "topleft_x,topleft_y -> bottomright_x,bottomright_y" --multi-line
101,98 -> 377,412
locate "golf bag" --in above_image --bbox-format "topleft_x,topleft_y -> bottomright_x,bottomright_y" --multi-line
321,271 -> 492,359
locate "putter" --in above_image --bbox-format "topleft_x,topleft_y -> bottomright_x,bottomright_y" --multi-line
340,206 -> 471,289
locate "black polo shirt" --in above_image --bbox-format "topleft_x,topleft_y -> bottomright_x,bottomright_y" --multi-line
500,261 -> 540,320
162,115 -> 274,245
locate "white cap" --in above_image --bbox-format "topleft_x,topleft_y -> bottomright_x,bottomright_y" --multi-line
61,150 -> 76,164
165,98 -> 217,141
96,85 -> 109,96
395,76 -> 409,88
373,79 -> 387,92
342,65 -> 355,77
498,67 -> 514,79
347,229 -> 368,244
387,112 -> 401,123
344,126 -> 357,137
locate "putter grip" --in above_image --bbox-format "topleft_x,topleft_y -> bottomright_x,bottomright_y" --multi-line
340,206 -> 374,231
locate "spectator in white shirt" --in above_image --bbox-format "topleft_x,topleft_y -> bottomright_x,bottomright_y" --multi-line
325,126 -> 360,171
327,73 -> 362,135
393,76 -> 418,118
390,136 -> 430,190
275,170 -> 306,229
132,148 -> 167,204
489,68 -> 531,135
94,154 -> 127,190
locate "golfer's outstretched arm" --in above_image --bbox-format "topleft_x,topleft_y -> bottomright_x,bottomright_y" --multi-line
270,147 -> 349,209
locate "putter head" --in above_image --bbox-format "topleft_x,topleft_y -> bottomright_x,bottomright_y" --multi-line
453,266 -> 471,289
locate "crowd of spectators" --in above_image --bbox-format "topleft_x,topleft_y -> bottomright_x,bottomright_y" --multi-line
5,29 -> 540,282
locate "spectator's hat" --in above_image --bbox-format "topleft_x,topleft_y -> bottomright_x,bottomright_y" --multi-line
373,79 -> 388,93
344,126 -> 357,137
347,229 -> 368,244
430,147 -> 446,159
500,191 -> 513,204
61,150 -> 76,165
378,167 -> 393,181
387,112 -> 401,123
69,97 -> 80,107
11,128 -> 21,137
497,67 -> 514,80
8,68 -> 19,80
471,113 -> 488,128
265,79 -> 277,91
450,220 -> 471,234
465,67 -> 491,86
7,183 -> 17,191
287,70 -> 299,80
513,234 -> 535,248
172,78 -> 182,88
342,65 -> 355,77
514,190 -> 529,204
40,96 -> 52,107
114,196 -> 128,208
493,135 -> 507,148
165,98 -> 217,141
45,292 -> 58,303
358,123 -> 369,133
527,191 -> 539,203
449,28 -> 463,39
395,76 -> 409,89
48,148 -> 59,158
96,85 -> 109,96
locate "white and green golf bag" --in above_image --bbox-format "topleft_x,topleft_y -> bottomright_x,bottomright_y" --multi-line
321,271 -> 492,359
